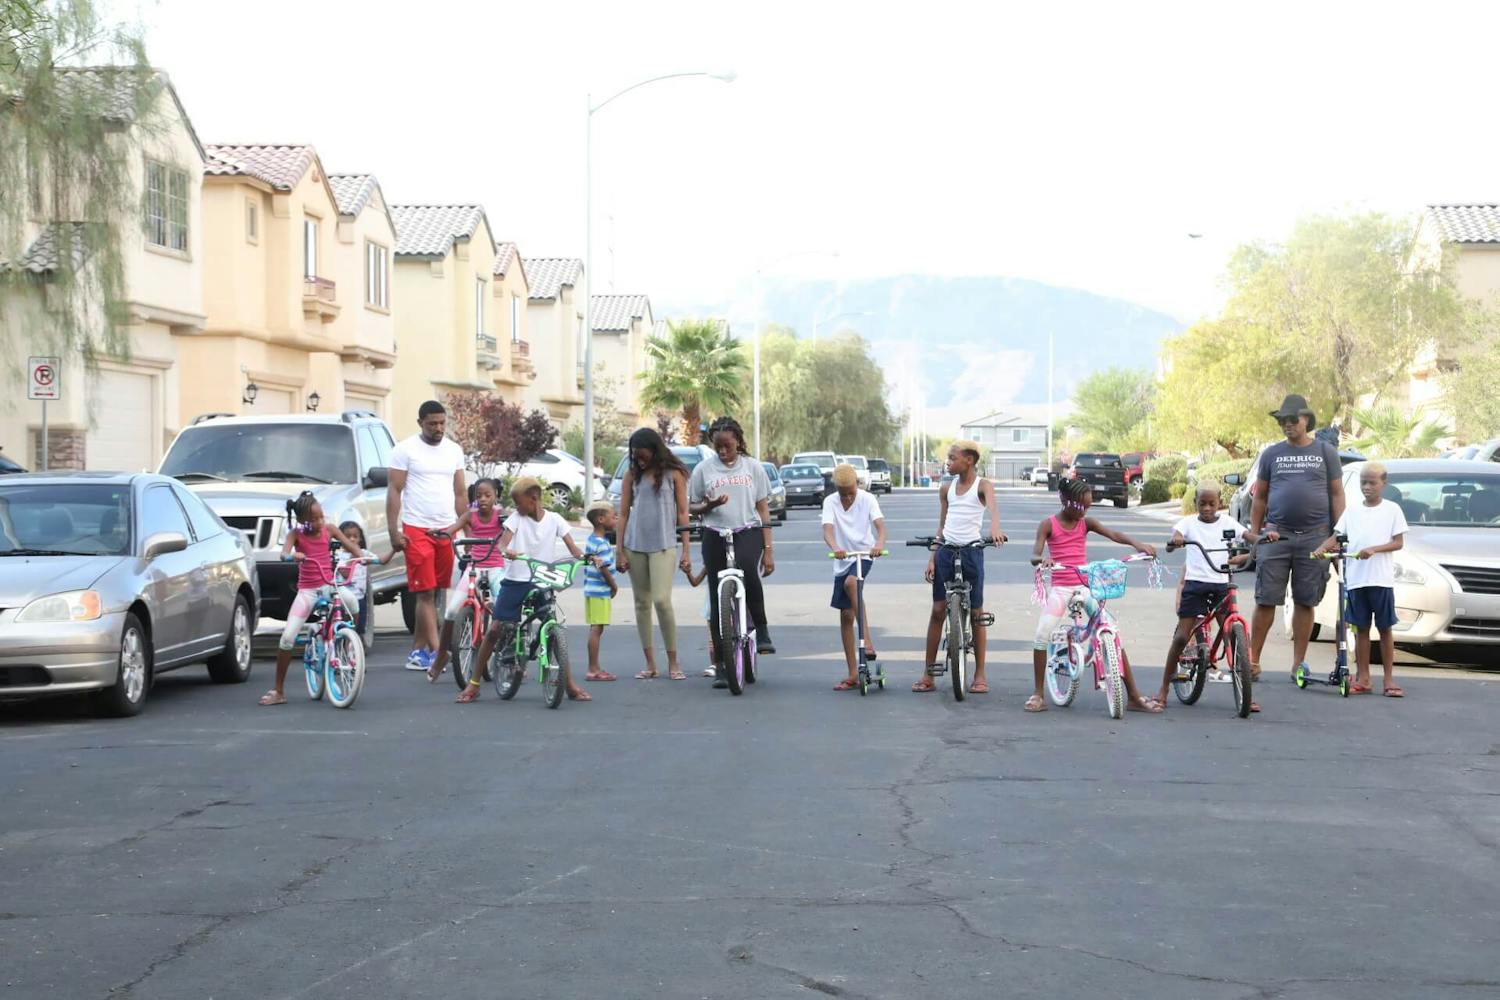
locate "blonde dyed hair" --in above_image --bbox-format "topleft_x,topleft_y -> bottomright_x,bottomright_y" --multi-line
832,463 -> 859,488
951,439 -> 982,462
1195,479 -> 1223,499
1360,461 -> 1388,480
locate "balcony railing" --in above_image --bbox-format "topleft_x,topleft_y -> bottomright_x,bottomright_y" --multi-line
512,339 -> 530,358
303,276 -> 336,302
478,333 -> 498,352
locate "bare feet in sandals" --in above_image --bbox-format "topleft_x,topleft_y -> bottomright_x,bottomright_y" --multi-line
1128,695 -> 1163,713
567,685 -> 591,701
912,676 -> 936,693
969,679 -> 990,694
586,670 -> 616,682
1024,693 -> 1047,712
834,678 -> 858,691
258,690 -> 286,706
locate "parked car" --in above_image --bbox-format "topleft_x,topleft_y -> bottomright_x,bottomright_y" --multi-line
1442,438 -> 1500,463
791,451 -> 838,494
0,473 -> 258,716
0,449 -> 24,475
867,458 -> 892,494
837,454 -> 871,489
159,411 -> 405,636
1069,453 -> 1130,508
1297,459 -> 1500,648
508,448 -> 600,505
780,463 -> 828,508
606,445 -> 714,535
763,462 -> 787,522
1030,465 -> 1051,487
1122,452 -> 1153,487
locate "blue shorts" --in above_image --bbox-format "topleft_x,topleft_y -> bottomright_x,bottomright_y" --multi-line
1178,581 -> 1234,620
1346,586 -> 1396,632
932,546 -> 984,608
491,579 -> 537,623
831,559 -> 874,610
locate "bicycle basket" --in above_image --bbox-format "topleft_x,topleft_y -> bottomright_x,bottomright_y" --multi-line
1085,560 -> 1129,601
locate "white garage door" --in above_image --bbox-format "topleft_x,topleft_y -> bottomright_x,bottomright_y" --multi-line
253,387 -> 295,414
87,369 -> 155,473
346,394 -> 382,417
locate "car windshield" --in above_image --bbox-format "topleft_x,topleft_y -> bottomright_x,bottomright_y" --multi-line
611,448 -> 705,486
782,465 -> 821,478
846,456 -> 868,469
793,454 -> 836,470
868,460 -> 888,472
1076,454 -> 1123,468
160,424 -> 357,484
1375,472 -> 1500,527
0,482 -> 132,556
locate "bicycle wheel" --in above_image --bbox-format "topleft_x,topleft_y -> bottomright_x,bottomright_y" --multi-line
542,627 -> 567,709
303,638 -> 325,701
1101,632 -> 1125,719
947,598 -> 966,701
1174,638 -> 1209,706
1229,621 -> 1253,718
720,582 -> 744,696
744,626 -> 757,685
452,606 -> 478,691
496,628 -> 524,700
1045,630 -> 1079,707
326,629 -> 365,708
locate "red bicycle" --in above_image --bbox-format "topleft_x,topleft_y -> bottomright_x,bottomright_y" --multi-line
449,536 -> 502,691
1166,532 -> 1254,718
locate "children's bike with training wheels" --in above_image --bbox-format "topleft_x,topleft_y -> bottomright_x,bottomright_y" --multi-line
906,536 -> 1000,702
1299,533 -> 1355,697
448,536 -> 501,690
1038,553 -> 1156,719
827,550 -> 889,696
1166,532 -> 1255,718
709,523 -> 763,696
493,555 -> 585,709
290,547 -> 377,709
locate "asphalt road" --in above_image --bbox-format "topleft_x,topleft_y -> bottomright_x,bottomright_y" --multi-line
4,487 -> 1499,999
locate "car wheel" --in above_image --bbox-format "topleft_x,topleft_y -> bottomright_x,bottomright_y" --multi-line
207,595 -> 253,683
548,483 -> 570,506
94,613 -> 150,718
400,588 -> 416,634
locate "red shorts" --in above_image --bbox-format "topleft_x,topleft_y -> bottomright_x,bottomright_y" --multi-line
403,523 -> 455,593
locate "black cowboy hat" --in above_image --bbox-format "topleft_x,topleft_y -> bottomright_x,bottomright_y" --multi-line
1270,394 -> 1317,431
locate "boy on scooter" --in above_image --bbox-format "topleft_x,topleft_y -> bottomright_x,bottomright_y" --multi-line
822,463 -> 887,690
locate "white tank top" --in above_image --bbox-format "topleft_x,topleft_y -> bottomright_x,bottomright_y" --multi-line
944,476 -> 984,544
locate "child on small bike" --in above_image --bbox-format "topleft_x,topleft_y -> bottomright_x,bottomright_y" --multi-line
915,440 -> 1004,694
680,560 -> 717,677
335,520 -> 394,646
583,501 -> 621,682
458,477 -> 589,703
426,478 -> 506,682
1158,480 -> 1253,709
259,492 -> 370,706
822,463 -> 887,691
1028,478 -> 1160,714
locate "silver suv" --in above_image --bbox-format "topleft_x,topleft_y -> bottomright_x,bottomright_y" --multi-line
158,411 -> 407,635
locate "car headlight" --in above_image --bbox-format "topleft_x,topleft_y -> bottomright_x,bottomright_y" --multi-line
1392,560 -> 1427,586
16,590 -> 103,623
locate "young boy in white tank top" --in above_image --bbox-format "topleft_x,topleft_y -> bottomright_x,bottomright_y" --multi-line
915,440 -> 1007,694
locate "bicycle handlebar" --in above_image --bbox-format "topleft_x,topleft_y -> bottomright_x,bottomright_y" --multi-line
827,549 -> 890,558
905,536 -> 1003,550
287,554 -> 376,589
1166,538 -> 1249,574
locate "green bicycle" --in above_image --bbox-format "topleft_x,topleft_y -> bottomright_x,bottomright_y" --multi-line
494,555 -> 585,709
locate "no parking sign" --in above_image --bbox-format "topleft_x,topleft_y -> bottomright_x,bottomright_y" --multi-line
28,357 -> 60,401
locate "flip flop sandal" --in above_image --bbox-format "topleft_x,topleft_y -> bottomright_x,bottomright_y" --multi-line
1024,695 -> 1047,713
635,671 -> 658,680
669,671 -> 687,681
968,683 -> 990,694
834,679 -> 859,691
911,679 -> 936,693
1383,686 -> 1405,698
587,672 -> 617,682
257,690 -> 286,706
1350,682 -> 1373,694
567,689 -> 592,701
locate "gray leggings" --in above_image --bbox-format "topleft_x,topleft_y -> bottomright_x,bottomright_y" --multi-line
626,547 -> 677,652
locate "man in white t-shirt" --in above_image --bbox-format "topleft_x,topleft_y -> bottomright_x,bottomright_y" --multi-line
1316,462 -> 1409,697
1159,480 -> 1250,707
821,464 -> 887,691
386,400 -> 466,670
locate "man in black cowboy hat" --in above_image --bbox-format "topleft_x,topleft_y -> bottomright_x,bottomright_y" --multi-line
1247,394 -> 1346,689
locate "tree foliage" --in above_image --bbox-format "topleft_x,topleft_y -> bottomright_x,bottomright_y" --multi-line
756,327 -> 900,464
640,319 -> 749,439
443,392 -> 558,475
1346,403 -> 1448,459
1438,309 -> 1500,444
1070,367 -> 1154,452
1,1 -> 155,373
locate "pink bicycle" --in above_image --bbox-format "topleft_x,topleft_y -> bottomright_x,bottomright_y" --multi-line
1035,552 -> 1157,719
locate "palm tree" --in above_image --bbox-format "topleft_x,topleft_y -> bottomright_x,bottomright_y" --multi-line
1347,404 -> 1449,458
639,320 -> 749,442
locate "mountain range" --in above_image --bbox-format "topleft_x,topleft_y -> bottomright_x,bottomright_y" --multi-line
667,275 -> 1185,433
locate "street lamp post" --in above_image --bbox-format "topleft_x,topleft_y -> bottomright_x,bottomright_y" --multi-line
583,70 -> 736,502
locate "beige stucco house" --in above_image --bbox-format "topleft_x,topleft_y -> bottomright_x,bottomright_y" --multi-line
185,145 -> 395,422
0,68 -> 206,473
525,257 -> 586,427
591,293 -> 653,426
389,204 -> 526,428
491,240 -> 535,407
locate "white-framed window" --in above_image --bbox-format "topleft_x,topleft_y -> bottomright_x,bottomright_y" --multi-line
245,199 -> 258,243
365,241 -> 389,309
303,218 -> 318,279
475,277 -> 486,337
1012,428 -> 1028,444
510,293 -> 521,343
145,158 -> 189,251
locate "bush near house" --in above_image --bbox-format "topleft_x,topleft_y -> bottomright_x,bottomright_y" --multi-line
1144,455 -> 1188,487
1140,478 -> 1172,505
1167,482 -> 1187,501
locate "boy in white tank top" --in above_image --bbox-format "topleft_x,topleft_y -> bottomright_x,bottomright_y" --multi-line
915,440 -> 1007,693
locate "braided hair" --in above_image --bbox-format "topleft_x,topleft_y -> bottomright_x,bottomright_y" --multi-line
1058,476 -> 1092,513
707,415 -> 748,456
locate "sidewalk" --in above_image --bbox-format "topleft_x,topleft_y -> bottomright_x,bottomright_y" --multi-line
1134,500 -> 1185,524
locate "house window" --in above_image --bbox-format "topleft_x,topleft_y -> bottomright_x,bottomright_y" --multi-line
510,294 -> 521,343
245,199 -> 258,243
1012,428 -> 1029,444
303,218 -> 318,279
475,278 -> 486,338
145,159 -> 189,252
365,241 -> 389,309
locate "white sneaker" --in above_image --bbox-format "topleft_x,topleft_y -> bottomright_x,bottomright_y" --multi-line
702,666 -> 716,677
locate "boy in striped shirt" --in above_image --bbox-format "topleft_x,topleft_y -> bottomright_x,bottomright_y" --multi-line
583,501 -> 619,682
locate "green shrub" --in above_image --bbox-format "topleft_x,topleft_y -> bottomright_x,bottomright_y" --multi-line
1144,454 -> 1187,486
1181,492 -> 1197,515
1167,482 -> 1187,500
1140,478 -> 1171,505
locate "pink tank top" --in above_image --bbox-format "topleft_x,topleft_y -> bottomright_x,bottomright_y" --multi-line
294,527 -> 333,589
1048,515 -> 1088,588
468,507 -> 506,569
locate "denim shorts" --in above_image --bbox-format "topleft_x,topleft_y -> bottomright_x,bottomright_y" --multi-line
933,546 -> 985,608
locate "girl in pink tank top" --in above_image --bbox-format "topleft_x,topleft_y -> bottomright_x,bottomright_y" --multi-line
1026,478 -> 1161,715
429,479 -> 509,682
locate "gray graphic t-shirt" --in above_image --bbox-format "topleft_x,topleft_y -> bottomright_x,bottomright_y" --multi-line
1259,439 -> 1339,533
688,453 -> 770,530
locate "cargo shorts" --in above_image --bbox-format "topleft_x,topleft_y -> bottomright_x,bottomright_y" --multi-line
1254,529 -> 1330,608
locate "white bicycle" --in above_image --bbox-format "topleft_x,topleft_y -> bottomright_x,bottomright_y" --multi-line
710,522 -> 762,696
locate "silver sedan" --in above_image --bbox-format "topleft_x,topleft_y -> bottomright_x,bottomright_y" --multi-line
0,473 -> 258,716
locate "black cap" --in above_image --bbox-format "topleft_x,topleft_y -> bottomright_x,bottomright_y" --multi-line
1270,394 -> 1313,419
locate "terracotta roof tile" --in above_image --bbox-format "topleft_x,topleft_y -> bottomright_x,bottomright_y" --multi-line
1428,204 -> 1500,244
591,294 -> 650,332
327,173 -> 378,217
494,241 -> 519,278
0,223 -> 92,274
390,204 -> 488,257
526,258 -> 583,299
204,144 -> 317,191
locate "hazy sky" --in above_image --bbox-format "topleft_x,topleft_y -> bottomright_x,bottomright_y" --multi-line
130,0 -> 1500,330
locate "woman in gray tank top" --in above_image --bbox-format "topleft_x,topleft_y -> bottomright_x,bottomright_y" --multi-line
615,428 -> 691,679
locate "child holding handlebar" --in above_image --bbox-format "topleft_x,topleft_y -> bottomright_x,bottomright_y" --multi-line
822,463 -> 887,690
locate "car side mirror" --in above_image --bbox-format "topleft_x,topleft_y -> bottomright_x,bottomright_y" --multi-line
1223,473 -> 1243,487
143,531 -> 189,559
364,466 -> 389,489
